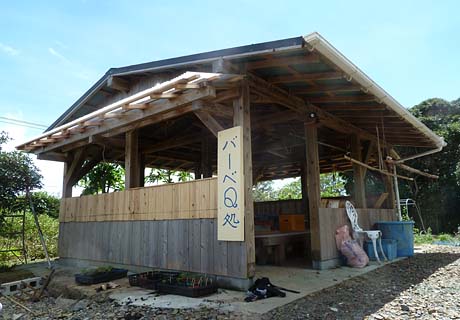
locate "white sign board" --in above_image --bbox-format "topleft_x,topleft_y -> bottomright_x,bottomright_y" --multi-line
217,126 -> 245,241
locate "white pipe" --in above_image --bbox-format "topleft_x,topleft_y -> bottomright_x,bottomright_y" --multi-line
393,166 -> 402,221
394,146 -> 443,163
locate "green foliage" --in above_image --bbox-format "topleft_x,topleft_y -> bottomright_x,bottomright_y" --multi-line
414,227 -> 434,245
253,173 -> 346,201
399,98 -> 460,233
0,132 -> 43,215
15,192 -> 60,218
145,168 -> 192,184
0,212 -> 59,265
78,162 -> 125,195
277,179 -> 302,200
253,181 -> 278,201
320,173 -> 346,197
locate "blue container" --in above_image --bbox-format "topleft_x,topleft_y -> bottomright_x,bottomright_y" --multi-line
364,239 -> 397,261
376,221 -> 415,257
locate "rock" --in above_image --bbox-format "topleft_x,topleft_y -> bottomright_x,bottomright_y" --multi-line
72,299 -> 90,311
55,296 -> 78,308
400,304 -> 410,312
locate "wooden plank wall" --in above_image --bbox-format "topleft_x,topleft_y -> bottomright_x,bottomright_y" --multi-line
58,219 -> 247,278
59,178 -> 217,222
318,208 -> 397,261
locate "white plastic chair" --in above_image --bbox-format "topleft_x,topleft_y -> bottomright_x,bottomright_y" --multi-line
345,201 -> 387,263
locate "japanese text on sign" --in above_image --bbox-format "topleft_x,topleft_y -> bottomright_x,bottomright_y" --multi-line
217,126 -> 244,241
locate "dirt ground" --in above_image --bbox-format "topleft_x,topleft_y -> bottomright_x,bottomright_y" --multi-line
1,244 -> 459,319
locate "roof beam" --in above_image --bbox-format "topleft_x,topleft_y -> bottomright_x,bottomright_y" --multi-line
291,84 -> 361,95
193,101 -> 226,137
305,96 -> 377,104
107,76 -> 130,92
34,86 -> 216,154
267,72 -> 343,84
246,54 -> 320,70
247,72 -> 391,146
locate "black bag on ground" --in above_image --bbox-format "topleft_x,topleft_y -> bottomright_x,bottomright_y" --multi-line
245,277 -> 286,302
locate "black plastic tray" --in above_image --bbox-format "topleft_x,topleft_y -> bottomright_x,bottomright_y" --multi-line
128,271 -> 179,290
75,268 -> 128,285
157,283 -> 217,297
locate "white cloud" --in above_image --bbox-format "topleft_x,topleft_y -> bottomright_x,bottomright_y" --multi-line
48,47 -> 70,63
0,42 -> 20,56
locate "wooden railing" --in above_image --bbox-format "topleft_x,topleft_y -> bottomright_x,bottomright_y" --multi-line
59,178 -> 217,222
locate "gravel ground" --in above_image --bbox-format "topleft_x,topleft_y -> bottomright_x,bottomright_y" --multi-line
268,244 -> 460,320
1,244 -> 459,320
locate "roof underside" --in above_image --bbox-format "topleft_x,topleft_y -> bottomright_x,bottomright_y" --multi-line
19,34 -> 443,181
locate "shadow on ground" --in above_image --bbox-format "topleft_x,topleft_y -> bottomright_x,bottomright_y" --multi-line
266,250 -> 460,319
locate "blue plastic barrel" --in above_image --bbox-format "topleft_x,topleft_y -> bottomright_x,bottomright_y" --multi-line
376,221 -> 414,257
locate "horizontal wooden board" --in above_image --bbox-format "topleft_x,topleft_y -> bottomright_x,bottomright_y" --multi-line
59,178 -> 217,222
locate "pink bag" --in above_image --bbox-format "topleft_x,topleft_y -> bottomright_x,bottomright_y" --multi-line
340,239 -> 369,268
335,225 -> 352,250
335,225 -> 369,268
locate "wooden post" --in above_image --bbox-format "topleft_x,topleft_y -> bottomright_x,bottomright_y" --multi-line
233,80 -> 255,277
62,162 -> 72,198
138,155 -> 145,188
300,160 -> 309,226
125,130 -> 141,189
194,166 -> 202,180
351,134 -> 367,208
304,123 -> 322,267
201,133 -> 213,178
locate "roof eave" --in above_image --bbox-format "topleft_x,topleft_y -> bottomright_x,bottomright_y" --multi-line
303,32 -> 446,149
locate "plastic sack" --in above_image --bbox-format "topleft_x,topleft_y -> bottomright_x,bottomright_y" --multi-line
335,225 -> 352,250
340,239 -> 369,268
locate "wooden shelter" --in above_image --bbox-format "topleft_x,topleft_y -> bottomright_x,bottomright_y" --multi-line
18,33 -> 445,288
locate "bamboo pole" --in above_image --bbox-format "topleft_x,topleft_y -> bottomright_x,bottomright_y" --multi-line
343,155 -> 413,181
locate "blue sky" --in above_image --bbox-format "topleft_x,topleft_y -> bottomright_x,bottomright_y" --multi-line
0,0 -> 459,194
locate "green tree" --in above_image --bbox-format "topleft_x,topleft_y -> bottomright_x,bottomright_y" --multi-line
398,98 -> 460,233
253,181 -> 277,201
78,162 -> 125,195
16,192 -> 60,218
277,174 -> 346,200
320,173 -> 346,197
145,168 -> 192,184
0,132 -> 42,215
278,179 -> 302,200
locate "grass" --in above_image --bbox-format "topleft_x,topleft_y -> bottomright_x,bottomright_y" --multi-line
414,227 -> 459,245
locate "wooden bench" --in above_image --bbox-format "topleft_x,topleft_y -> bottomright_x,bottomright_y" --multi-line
255,231 -> 310,265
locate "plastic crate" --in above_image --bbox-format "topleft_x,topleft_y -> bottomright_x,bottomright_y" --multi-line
75,268 -> 128,285
364,239 -> 397,261
279,214 -> 305,232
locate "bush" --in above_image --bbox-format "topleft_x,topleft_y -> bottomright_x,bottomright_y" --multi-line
16,191 -> 60,218
0,211 -> 59,266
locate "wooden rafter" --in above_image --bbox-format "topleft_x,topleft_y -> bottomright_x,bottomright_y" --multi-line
267,72 -> 343,84
247,72 -> 392,147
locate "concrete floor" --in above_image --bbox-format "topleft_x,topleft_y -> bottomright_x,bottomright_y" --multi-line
9,258 -> 403,315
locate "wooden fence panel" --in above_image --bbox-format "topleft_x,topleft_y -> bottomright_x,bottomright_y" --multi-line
58,219 -> 246,278
59,178 -> 218,222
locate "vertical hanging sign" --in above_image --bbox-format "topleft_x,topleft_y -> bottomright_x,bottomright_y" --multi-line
218,126 -> 244,241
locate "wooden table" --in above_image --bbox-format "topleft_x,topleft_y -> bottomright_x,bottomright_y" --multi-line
255,231 -> 310,265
